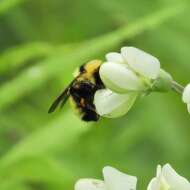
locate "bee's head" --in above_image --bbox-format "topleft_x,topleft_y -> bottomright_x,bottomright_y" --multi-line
74,60 -> 102,79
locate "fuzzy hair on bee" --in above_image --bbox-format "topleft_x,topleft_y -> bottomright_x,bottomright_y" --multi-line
48,60 -> 105,122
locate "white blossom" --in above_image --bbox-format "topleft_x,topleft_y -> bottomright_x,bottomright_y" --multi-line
75,179 -> 106,190
94,89 -> 138,118
100,46 -> 160,93
75,166 -> 137,190
100,62 -> 146,93
147,164 -> 190,190
121,47 -> 160,80
182,84 -> 190,114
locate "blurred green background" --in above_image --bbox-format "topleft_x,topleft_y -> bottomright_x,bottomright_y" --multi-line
0,0 -> 190,189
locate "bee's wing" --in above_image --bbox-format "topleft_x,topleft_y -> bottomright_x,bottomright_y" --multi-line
48,80 -> 75,113
48,88 -> 69,113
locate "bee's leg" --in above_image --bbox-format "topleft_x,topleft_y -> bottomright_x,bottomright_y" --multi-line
93,69 -> 105,89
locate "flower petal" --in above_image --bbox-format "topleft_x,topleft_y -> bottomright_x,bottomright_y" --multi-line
156,165 -> 162,178
182,84 -> 190,103
147,178 -> 160,190
100,62 -> 146,93
121,47 -> 160,79
75,179 -> 106,190
103,166 -> 137,190
147,165 -> 163,190
106,52 -> 123,63
94,89 -> 138,118
187,104 -> 190,114
162,164 -> 190,190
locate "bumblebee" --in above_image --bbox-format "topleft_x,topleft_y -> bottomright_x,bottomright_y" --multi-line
48,60 -> 105,121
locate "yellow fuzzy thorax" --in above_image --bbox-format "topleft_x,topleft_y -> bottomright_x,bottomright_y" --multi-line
73,59 -> 102,82
82,59 -> 102,81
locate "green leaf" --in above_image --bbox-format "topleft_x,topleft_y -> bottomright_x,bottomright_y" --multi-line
0,110 -> 90,168
0,0 -> 25,16
0,156 -> 75,189
0,42 -> 53,73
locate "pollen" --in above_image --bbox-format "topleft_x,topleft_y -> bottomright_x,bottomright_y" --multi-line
80,98 -> 85,107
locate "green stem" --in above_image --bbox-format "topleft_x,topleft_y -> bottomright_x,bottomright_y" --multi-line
171,81 -> 184,94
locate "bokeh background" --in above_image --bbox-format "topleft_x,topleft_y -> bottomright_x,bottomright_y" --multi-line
0,0 -> 189,189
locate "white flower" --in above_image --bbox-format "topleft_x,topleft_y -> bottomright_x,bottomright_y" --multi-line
182,83 -> 190,114
147,164 -> 190,190
100,46 -> 160,93
94,89 -> 138,118
75,179 -> 106,190
75,166 -> 137,190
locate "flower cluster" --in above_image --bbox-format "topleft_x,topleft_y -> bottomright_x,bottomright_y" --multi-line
94,47 -> 173,118
75,164 -> 190,190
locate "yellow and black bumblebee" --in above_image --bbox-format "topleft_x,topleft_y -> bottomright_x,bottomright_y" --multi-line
48,60 -> 105,121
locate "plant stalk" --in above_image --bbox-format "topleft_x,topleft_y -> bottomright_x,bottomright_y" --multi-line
171,81 -> 184,94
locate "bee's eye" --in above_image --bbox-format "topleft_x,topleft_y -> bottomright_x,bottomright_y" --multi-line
79,65 -> 85,73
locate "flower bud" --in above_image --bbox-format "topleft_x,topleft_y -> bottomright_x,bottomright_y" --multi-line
94,89 -> 138,118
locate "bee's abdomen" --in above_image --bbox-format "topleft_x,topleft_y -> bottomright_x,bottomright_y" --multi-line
81,110 -> 99,121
